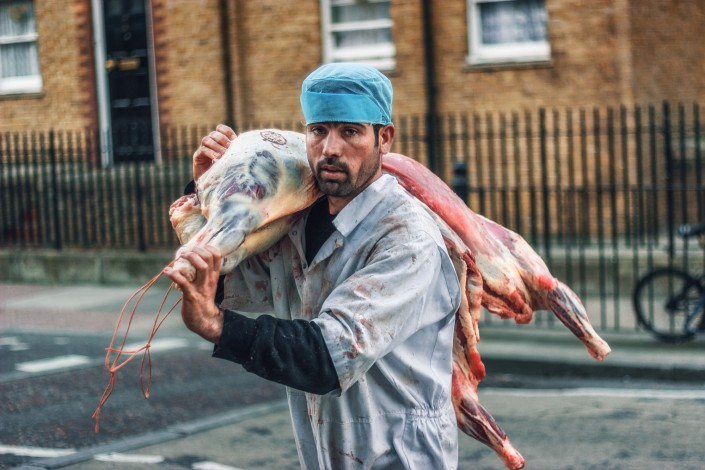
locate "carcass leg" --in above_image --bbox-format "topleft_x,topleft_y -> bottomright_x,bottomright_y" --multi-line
448,244 -> 526,470
481,215 -> 611,360
452,362 -> 526,470
546,281 -> 611,361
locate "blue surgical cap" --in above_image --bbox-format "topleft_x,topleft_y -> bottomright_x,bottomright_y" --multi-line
300,63 -> 393,125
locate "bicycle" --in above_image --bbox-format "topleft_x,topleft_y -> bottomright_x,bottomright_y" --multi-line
632,222 -> 705,343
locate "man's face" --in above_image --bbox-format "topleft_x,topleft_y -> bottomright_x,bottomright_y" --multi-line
306,122 -> 393,212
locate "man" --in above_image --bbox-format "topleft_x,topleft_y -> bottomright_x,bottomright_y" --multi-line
164,63 -> 461,469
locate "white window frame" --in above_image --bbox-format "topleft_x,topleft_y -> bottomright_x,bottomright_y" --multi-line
0,1 -> 42,95
320,0 -> 396,70
467,0 -> 550,66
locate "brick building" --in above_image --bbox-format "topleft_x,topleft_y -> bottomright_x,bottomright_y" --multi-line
1,0 -> 703,165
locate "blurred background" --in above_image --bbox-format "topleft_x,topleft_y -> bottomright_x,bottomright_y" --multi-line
2,1 -> 705,469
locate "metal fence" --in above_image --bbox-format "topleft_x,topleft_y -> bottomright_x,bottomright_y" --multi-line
2,102 -> 704,331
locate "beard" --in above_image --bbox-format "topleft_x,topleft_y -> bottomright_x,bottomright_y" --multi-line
314,148 -> 381,197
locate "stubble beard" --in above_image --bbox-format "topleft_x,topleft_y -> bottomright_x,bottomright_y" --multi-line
315,147 -> 381,198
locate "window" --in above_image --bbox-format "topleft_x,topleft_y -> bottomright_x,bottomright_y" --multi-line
321,0 -> 395,70
467,0 -> 550,66
0,0 -> 41,95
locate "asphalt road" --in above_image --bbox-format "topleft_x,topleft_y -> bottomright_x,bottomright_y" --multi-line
0,328 -> 286,469
3,326 -> 705,470
3,283 -> 705,470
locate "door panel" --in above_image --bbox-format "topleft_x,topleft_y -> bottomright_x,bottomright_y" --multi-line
103,0 -> 154,163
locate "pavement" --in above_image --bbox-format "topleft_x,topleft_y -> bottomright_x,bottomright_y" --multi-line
3,282 -> 705,470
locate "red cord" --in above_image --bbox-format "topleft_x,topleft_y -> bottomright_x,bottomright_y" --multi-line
92,263 -> 182,433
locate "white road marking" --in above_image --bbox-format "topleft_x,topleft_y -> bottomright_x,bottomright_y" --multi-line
94,452 -> 164,463
192,462 -> 245,470
0,445 -> 76,458
1,286 -> 146,311
483,387 -> 705,400
0,336 -> 30,351
123,337 -> 189,353
16,355 -> 92,373
196,341 -> 215,351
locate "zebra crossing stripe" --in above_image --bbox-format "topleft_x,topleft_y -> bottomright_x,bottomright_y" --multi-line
0,445 -> 76,458
16,355 -> 91,373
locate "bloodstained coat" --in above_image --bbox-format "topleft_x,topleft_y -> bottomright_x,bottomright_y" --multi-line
217,174 -> 461,469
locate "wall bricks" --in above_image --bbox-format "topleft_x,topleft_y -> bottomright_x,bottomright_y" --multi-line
1,0 -> 95,132
1,0 -> 703,134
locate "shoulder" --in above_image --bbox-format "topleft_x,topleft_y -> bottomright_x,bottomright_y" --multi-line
370,181 -> 445,250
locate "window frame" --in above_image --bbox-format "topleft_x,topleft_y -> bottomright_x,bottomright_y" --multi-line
320,0 -> 396,70
0,1 -> 42,96
466,0 -> 551,66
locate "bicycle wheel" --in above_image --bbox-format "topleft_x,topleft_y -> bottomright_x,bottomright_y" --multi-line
632,267 -> 704,343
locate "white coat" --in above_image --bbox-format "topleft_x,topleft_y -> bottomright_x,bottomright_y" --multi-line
220,174 -> 461,469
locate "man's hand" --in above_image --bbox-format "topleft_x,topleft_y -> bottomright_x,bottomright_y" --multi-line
193,124 -> 237,181
164,245 -> 224,344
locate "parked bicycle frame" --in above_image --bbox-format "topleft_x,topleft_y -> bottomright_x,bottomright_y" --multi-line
632,222 -> 705,343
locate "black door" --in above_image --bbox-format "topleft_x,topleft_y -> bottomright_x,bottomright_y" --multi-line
103,0 -> 154,163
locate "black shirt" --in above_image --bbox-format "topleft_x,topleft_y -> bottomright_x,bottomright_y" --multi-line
213,199 -> 340,394
305,197 -> 337,265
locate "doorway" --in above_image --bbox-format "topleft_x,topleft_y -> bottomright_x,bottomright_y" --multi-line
102,0 -> 155,163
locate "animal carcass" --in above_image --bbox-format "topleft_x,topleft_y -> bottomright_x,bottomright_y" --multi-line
170,129 -> 611,470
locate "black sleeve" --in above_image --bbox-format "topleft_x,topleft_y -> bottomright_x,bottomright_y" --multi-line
212,309 -> 340,395
184,180 -> 196,195
214,275 -> 225,305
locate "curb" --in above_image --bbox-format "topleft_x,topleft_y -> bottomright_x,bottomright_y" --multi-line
12,401 -> 288,470
481,356 -> 705,383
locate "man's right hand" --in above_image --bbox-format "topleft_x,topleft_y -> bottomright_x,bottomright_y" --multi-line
193,124 -> 237,181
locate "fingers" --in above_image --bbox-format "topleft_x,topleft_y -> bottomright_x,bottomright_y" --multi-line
199,125 -> 237,157
189,244 -> 222,273
167,245 -> 222,282
215,124 -> 237,140
182,245 -> 222,275
163,263 -> 190,287
193,124 -> 238,181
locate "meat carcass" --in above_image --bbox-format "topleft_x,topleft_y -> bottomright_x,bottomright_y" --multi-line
168,129 -> 611,470
419,203 -> 525,469
382,153 -> 611,362
170,129 -> 321,279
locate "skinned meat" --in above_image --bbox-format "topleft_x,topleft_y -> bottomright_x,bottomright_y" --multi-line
171,129 -> 320,280
382,153 -> 611,362
169,193 -> 205,244
419,202 -> 525,469
170,131 -> 611,470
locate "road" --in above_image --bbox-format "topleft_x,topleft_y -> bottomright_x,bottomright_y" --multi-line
2,283 -> 705,469
0,328 -> 286,469
3,327 -> 705,469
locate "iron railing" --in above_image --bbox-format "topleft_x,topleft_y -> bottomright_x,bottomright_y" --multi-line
2,102 -> 704,331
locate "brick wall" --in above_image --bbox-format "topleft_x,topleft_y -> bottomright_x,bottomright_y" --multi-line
1,0 -> 704,135
629,0 -> 705,103
0,0 -> 95,132
152,0 -> 227,129
430,0 -> 629,112
201,0 -> 430,128
229,0 -> 324,128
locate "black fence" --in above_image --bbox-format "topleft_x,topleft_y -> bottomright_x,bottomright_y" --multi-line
0,128 -> 194,251
2,102 -> 704,331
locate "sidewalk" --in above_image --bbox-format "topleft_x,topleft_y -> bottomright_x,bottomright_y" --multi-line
4,282 -> 705,470
4,281 -> 705,382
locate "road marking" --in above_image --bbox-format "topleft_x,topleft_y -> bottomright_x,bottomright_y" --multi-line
0,336 -> 30,351
1,286 -> 150,311
192,462 -> 245,470
483,387 -> 705,400
94,452 -> 164,463
0,445 -> 76,458
16,355 -> 92,373
123,337 -> 190,353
